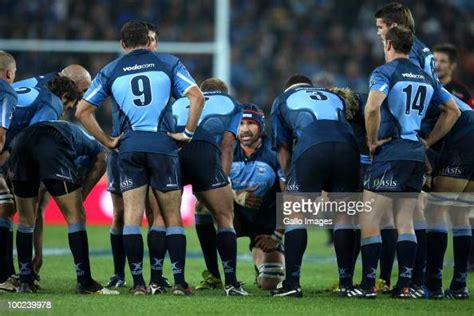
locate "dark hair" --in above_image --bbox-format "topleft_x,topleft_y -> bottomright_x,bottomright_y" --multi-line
433,43 -> 457,63
375,2 -> 415,34
145,22 -> 158,37
120,20 -> 150,48
200,78 -> 228,93
283,74 -> 313,90
48,76 -> 81,102
385,26 -> 413,55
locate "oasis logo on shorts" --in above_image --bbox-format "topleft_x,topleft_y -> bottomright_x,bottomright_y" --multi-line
120,177 -> 134,190
440,166 -> 462,176
286,182 -> 300,192
373,178 -> 397,188
122,63 -> 155,72
402,72 -> 425,80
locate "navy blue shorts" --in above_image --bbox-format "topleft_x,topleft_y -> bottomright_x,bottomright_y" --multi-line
107,151 -> 122,195
364,159 -> 424,192
119,152 -> 181,192
433,130 -> 474,181
179,141 -> 228,193
10,126 -> 79,185
286,142 -> 360,193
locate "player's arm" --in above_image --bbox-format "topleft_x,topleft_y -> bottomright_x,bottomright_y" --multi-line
364,90 -> 388,154
76,100 -> 121,149
220,131 -> 236,177
423,97 -> 460,148
277,144 -> 292,179
0,127 -> 6,153
81,151 -> 107,199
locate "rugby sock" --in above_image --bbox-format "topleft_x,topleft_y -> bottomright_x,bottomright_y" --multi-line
123,225 -> 145,287
68,224 -> 93,286
334,226 -> 356,287
0,219 -> 10,282
216,227 -> 238,286
195,214 -> 220,279
110,227 -> 125,278
148,226 -> 167,284
7,226 -> 16,276
360,235 -> 382,290
16,225 -> 34,284
284,227 -> 307,289
412,222 -> 427,286
351,228 -> 361,277
166,226 -> 187,286
379,228 -> 397,286
426,225 -> 448,290
396,233 -> 417,289
450,227 -> 472,290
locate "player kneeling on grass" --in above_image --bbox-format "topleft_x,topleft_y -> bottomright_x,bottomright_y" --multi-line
195,104 -> 286,291
10,120 -> 118,295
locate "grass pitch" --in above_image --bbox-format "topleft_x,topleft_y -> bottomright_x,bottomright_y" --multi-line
1,225 -> 473,315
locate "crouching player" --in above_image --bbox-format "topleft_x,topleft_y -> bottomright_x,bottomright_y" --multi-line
10,120 -> 118,295
195,104 -> 286,290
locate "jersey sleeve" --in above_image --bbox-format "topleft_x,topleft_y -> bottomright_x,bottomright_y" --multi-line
83,69 -> 110,107
29,97 -> 62,125
271,98 -> 292,149
431,86 -> 454,106
171,59 -> 197,98
0,93 -> 16,129
226,106 -> 243,137
369,67 -> 390,95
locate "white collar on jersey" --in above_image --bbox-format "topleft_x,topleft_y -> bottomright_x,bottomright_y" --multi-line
284,83 -> 312,92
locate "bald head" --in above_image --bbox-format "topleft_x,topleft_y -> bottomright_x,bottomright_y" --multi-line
0,51 -> 16,84
60,64 -> 92,93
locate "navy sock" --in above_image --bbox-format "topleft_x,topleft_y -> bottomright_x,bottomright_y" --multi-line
68,224 -> 93,286
283,227 -> 307,289
450,227 -> 472,290
360,236 -> 382,290
166,226 -> 187,286
148,226 -> 167,284
195,214 -> 220,279
396,234 -> 417,289
123,225 -> 145,287
412,224 -> 427,286
110,228 -> 125,277
426,226 -> 448,290
334,227 -> 356,287
216,228 -> 237,286
8,228 -> 15,276
351,229 -> 361,277
379,228 -> 397,286
0,219 -> 10,282
16,226 -> 34,284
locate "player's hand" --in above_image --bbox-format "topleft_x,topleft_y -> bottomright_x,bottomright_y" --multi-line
0,150 -> 10,166
234,186 -> 263,209
167,132 -> 193,143
368,137 -> 391,156
106,133 -> 123,150
420,138 -> 430,149
255,234 -> 280,253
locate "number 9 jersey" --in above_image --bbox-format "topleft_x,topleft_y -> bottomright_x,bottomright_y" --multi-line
83,49 -> 197,156
369,58 -> 452,162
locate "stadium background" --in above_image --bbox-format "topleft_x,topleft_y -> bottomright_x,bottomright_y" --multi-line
1,0 -> 473,225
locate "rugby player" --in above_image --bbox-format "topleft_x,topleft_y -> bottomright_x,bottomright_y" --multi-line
193,104 -> 286,291
270,75 -> 361,297
76,20 -> 204,295
10,120 -> 116,294
0,51 -> 17,288
355,26 -> 459,298
374,2 -> 474,299
172,78 -> 248,296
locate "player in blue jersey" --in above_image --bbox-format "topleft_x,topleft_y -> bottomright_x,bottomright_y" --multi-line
192,104 -> 286,291
9,120 -> 117,295
270,74 -> 361,298
0,51 -> 17,289
375,2 -> 474,299
172,78 -> 248,296
76,21 -> 204,295
355,26 -> 459,299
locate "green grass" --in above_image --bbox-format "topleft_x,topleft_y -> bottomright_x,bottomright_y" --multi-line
1,225 -> 473,315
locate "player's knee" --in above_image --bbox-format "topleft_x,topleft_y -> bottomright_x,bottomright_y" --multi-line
256,263 -> 285,290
